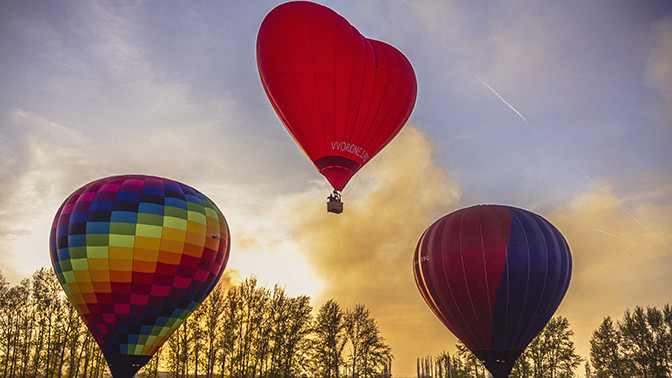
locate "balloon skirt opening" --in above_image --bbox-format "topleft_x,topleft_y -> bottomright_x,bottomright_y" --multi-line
473,349 -> 523,378
105,352 -> 152,378
314,156 -> 360,191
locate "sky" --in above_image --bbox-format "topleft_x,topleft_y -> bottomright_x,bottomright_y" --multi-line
1,0 -> 671,375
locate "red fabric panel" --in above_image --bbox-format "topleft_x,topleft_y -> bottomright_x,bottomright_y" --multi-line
413,205 -> 511,351
257,1 -> 417,190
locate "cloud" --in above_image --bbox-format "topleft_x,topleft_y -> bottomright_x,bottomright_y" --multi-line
0,109 -> 99,283
548,183 -> 672,357
216,268 -> 242,291
0,1 -> 300,285
284,125 -> 462,374
281,128 -> 672,372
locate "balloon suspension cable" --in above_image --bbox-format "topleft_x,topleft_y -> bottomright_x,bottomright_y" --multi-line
327,190 -> 343,214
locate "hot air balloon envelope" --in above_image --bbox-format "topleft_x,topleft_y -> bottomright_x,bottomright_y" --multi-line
413,205 -> 572,377
257,1 -> 417,192
49,175 -> 230,377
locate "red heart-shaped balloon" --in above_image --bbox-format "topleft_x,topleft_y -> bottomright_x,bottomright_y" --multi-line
257,1 -> 417,191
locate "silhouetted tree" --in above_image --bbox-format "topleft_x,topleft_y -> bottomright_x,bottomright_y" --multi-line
0,270 -> 401,378
0,268 -> 105,377
417,355 -> 433,377
30,268 -> 59,376
311,299 -> 347,377
269,287 -> 313,376
590,316 -> 629,377
166,316 -> 191,377
584,360 -> 594,378
418,317 -> 583,378
344,304 -> 393,377
521,316 -> 583,377
227,276 -> 270,377
200,281 -> 227,376
139,345 -> 162,378
438,349 -> 471,377
619,306 -> 672,377
189,299 -> 207,376
456,343 -> 487,378
218,282 -> 239,374
2,278 -> 32,377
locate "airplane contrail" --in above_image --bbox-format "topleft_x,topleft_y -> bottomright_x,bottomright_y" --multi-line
595,228 -> 635,245
570,163 -> 672,252
471,73 -> 528,124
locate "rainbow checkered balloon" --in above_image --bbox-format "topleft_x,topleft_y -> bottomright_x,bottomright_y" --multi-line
49,175 -> 230,377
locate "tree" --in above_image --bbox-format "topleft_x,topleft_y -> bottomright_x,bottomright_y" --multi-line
417,316 -> 582,378
199,281 -> 227,377
273,291 -> 313,376
590,316 -> 629,377
139,345 -> 162,378
218,283 -> 239,375
417,349 -> 486,378
417,355 -> 433,377
55,298 -> 89,376
518,316 -> 583,377
584,360 -> 594,378
227,276 -> 271,377
0,269 -> 401,378
311,299 -> 347,377
665,305 -> 672,374
456,343 -> 488,378
344,304 -> 393,377
437,350 -> 472,378
619,306 -> 672,377
166,317 -> 191,377
0,268 -> 104,377
188,300 -> 207,376
30,267 -> 60,376
0,271 -> 11,374
1,277 -> 32,377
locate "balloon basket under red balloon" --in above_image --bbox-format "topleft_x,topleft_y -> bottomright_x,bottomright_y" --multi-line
327,191 -> 343,214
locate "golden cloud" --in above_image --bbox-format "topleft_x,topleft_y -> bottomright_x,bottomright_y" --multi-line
281,125 -> 672,373
285,125 -> 462,373
548,183 -> 672,357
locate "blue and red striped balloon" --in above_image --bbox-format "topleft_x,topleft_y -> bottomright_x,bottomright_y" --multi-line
413,205 -> 572,377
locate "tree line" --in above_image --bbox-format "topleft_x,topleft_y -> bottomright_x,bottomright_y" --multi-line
2,267 -> 671,377
417,305 -> 672,377
589,304 -> 672,377
0,268 -> 392,377
417,316 -> 583,377
0,267 -> 107,377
